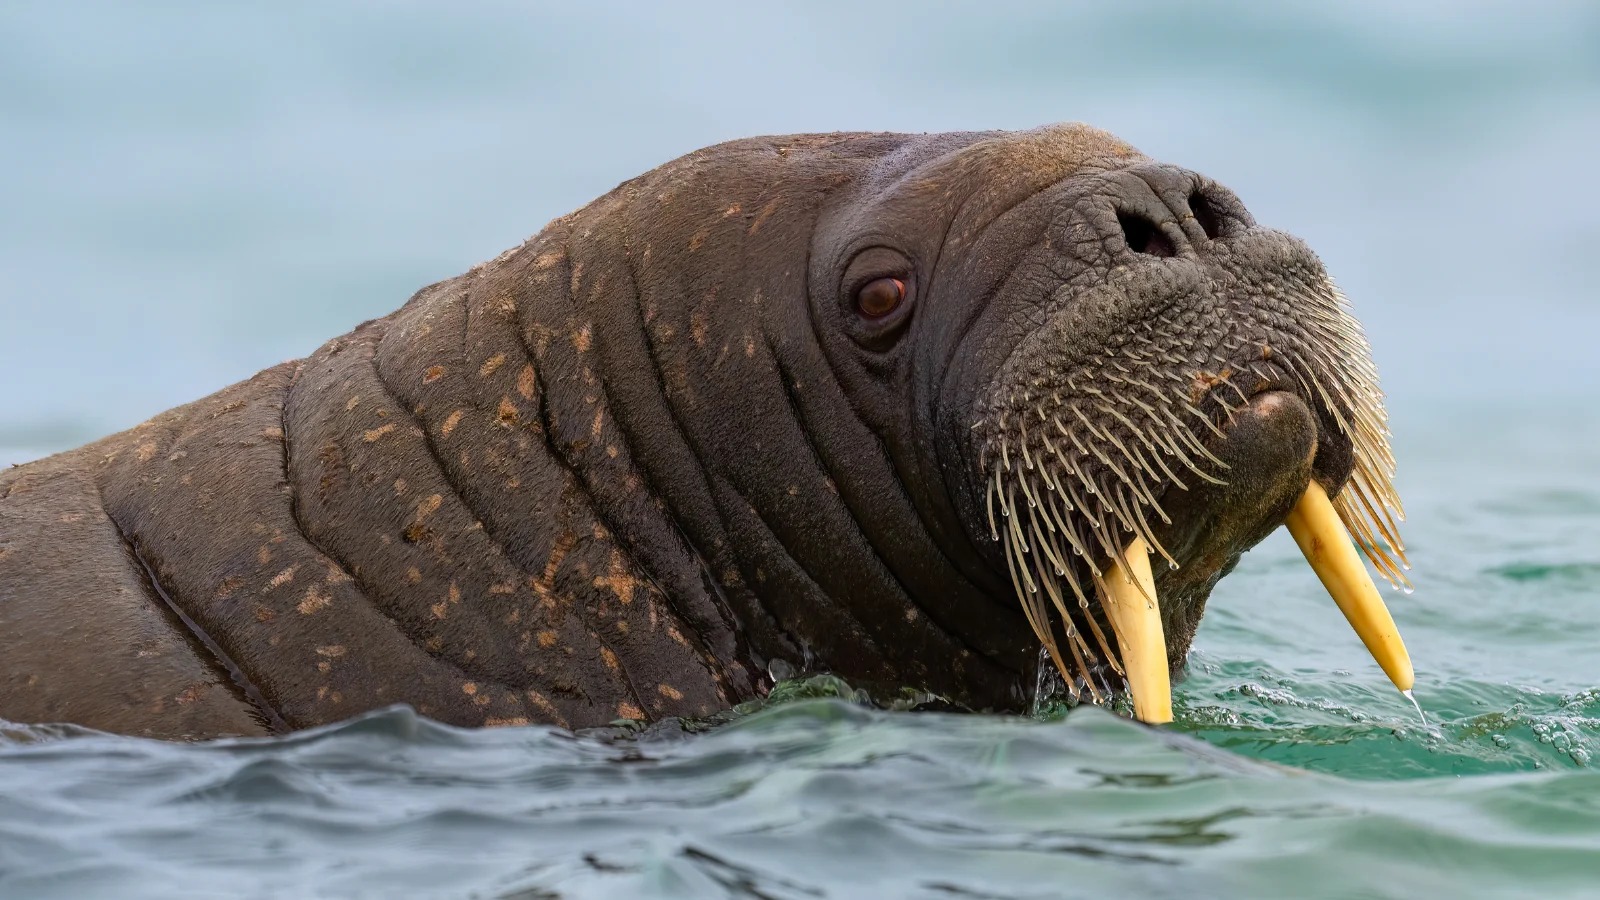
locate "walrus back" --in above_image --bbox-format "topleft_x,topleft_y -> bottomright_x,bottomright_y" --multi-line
0,373 -> 289,738
0,245 -> 739,737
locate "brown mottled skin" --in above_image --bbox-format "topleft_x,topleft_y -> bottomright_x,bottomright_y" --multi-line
0,124 -> 1358,738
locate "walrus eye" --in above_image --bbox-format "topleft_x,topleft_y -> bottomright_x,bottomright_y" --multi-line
855,277 -> 905,318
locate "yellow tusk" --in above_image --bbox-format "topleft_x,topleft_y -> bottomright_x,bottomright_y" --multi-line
1100,537 -> 1172,724
1284,481 -> 1415,692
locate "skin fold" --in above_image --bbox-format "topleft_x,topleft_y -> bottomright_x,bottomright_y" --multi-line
0,124 -> 1380,739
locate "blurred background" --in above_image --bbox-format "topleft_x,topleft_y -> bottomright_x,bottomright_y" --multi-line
1,0 -> 1596,463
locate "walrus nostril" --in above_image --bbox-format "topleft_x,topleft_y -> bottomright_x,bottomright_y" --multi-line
1117,210 -> 1176,258
1189,190 -> 1223,240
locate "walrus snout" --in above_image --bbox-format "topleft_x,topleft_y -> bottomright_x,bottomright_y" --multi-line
964,150 -> 1408,714
1108,164 -> 1248,261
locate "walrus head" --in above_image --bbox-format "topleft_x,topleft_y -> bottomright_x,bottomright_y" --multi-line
562,123 -> 1410,720
933,133 -> 1412,721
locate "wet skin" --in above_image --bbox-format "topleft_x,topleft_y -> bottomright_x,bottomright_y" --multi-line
0,125 -> 1401,738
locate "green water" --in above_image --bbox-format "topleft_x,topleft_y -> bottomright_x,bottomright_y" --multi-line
3,2 -> 1599,897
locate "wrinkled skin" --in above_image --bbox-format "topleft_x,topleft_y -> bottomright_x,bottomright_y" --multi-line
0,125 -> 1360,738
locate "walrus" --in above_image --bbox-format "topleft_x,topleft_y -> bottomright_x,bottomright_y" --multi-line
0,124 -> 1414,739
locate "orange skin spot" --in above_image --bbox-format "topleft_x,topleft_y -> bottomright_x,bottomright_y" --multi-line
517,364 -> 537,400
414,494 -> 442,521
658,684 -> 684,701
441,409 -> 464,436
363,423 -> 396,442
423,365 -> 445,383
531,532 -> 576,608
617,702 -> 643,720
526,690 -> 566,727
497,397 -> 519,426
748,197 -> 780,233
592,551 -> 639,605
297,586 -> 331,615
572,325 -> 592,353
478,353 -> 506,377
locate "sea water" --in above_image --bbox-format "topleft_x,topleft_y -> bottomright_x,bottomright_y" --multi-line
3,3 -> 1598,897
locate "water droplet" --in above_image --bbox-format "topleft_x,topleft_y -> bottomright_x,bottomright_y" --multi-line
1574,748 -> 1591,767
1492,734 -> 1510,748
1401,689 -> 1426,725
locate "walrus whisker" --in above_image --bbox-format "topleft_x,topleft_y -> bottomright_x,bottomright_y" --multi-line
1048,490 -> 1101,576
1017,468 -> 1042,511
986,470 -> 1001,541
1031,546 -> 1100,671
1155,408 -> 1228,483
1019,418 -> 1038,472
1027,502 -> 1071,577
1124,444 -> 1175,523
1006,526 -> 1074,700
1347,469 -> 1407,557
1056,415 -> 1091,458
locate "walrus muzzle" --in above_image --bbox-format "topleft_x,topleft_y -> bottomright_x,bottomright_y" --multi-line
974,180 -> 1414,723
